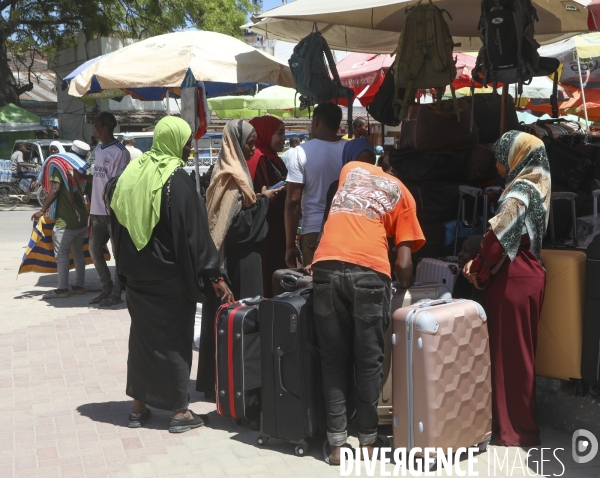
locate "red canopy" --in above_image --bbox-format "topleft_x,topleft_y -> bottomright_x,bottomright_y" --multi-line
336,52 -> 478,107
589,0 -> 600,30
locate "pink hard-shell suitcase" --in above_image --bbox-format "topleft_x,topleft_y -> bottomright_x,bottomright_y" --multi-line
378,283 -> 452,425
392,298 -> 492,455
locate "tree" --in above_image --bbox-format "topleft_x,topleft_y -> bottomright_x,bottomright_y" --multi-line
0,0 -> 259,107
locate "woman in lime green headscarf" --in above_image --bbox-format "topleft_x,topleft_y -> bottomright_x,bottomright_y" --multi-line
108,116 -> 233,433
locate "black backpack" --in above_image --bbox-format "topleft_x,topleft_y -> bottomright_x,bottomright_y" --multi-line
473,0 -> 540,94
288,31 -> 355,136
366,68 -> 400,127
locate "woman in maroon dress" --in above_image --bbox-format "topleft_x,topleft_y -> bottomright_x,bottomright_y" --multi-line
463,131 -> 550,447
248,116 -> 287,297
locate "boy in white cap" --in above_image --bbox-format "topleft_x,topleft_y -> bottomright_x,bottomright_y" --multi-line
32,140 -> 92,299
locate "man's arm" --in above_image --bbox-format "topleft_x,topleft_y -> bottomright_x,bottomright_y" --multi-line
284,182 -> 304,268
31,182 -> 60,222
395,241 -> 414,289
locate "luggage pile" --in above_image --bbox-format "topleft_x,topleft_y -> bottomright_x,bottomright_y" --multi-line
214,270 -> 493,460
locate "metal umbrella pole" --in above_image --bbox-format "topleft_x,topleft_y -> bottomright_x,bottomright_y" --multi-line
576,51 -> 589,131
194,139 -> 201,195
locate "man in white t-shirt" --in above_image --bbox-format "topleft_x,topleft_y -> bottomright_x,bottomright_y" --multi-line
89,112 -> 130,308
285,103 -> 346,267
10,143 -> 36,176
123,135 -> 143,160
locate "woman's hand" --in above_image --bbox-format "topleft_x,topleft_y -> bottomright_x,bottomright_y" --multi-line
462,260 -> 479,284
212,281 -> 234,303
261,185 -> 284,202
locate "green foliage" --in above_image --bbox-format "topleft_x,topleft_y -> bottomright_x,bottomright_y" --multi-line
0,0 -> 261,105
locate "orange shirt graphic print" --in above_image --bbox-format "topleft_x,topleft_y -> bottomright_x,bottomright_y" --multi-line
330,166 -> 401,220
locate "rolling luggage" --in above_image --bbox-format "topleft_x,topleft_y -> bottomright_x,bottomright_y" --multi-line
415,259 -> 459,292
378,284 -> 452,425
576,190 -> 600,249
215,297 -> 263,425
258,288 -> 325,456
272,268 -> 313,296
536,193 -> 586,381
582,234 -> 600,390
392,298 -> 492,453
406,181 -> 478,225
542,136 -> 593,192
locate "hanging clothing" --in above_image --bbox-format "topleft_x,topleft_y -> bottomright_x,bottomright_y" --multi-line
109,116 -> 220,411
112,117 -> 191,250
490,131 -> 551,261
249,116 -> 288,297
198,119 -> 270,396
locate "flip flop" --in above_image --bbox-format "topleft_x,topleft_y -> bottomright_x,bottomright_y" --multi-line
42,290 -> 70,299
89,291 -> 111,304
322,440 -> 354,466
69,286 -> 87,295
98,296 -> 124,309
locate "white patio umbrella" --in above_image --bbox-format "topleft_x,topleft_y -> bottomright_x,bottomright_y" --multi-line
68,30 -> 294,99
247,0 -> 591,54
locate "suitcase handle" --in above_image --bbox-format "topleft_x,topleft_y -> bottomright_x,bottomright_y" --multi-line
418,298 -> 452,308
483,186 -> 504,195
459,185 -> 482,197
274,349 -> 288,396
280,273 -> 301,292
239,295 -> 263,306
549,192 -> 578,247
593,190 -> 600,218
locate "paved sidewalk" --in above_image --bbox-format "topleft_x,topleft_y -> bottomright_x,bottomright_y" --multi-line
2,306 -> 600,478
2,210 -> 600,477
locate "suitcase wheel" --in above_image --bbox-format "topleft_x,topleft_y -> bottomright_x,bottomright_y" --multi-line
295,445 -> 307,456
478,437 -> 491,453
257,436 -> 269,446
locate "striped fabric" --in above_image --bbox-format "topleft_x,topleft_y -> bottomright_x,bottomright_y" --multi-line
38,153 -> 91,221
18,217 -> 109,275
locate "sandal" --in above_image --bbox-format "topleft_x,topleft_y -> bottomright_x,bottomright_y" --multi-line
169,410 -> 208,433
128,408 -> 151,428
359,435 -> 390,461
69,286 -> 87,295
43,290 -> 70,299
89,291 -> 111,305
98,295 -> 124,309
322,440 -> 354,466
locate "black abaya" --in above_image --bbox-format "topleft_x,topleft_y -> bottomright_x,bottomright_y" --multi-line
111,169 -> 220,410
196,194 -> 269,396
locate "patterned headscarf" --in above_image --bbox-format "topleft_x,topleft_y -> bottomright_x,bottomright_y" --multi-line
490,131 -> 551,262
205,120 -> 257,254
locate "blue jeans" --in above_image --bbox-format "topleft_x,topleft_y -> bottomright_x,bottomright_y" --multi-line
312,260 -> 391,446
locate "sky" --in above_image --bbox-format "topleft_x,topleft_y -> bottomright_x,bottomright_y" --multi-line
260,0 -> 286,13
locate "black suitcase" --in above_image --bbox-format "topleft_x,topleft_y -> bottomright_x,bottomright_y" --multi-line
583,234 -> 600,392
391,148 -> 469,183
406,181 -> 463,224
258,288 -> 325,456
215,297 -> 263,426
272,268 -> 313,296
542,136 -> 594,192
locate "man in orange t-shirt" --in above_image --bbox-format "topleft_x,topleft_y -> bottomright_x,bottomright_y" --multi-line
312,155 -> 425,465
